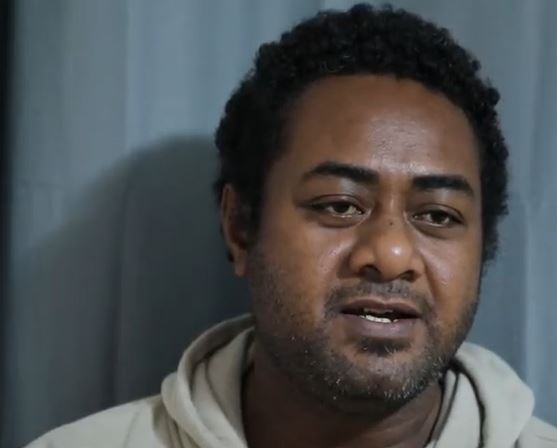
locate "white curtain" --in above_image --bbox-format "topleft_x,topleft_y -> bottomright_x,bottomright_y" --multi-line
3,0 -> 557,446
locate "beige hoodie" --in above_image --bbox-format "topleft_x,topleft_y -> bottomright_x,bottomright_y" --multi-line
27,315 -> 557,448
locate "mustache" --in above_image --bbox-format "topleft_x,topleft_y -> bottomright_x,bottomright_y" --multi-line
326,280 -> 432,315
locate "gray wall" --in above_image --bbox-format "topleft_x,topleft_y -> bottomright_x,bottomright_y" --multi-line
2,1 -> 557,446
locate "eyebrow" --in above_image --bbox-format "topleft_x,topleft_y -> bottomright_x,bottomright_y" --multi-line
302,161 -> 379,185
412,175 -> 475,198
301,160 -> 475,198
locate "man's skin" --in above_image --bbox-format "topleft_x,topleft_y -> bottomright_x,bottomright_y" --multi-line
221,75 -> 483,447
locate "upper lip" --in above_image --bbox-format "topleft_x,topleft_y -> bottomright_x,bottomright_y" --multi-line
339,297 -> 422,318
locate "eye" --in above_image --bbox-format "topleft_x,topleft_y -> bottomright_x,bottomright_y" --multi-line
412,209 -> 461,227
311,200 -> 364,218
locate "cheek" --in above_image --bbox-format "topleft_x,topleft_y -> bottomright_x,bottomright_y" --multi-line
422,238 -> 482,326
256,207 -> 350,312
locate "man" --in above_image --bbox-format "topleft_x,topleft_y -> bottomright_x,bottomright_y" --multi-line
28,4 -> 557,448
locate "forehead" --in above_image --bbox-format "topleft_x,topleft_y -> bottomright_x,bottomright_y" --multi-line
278,75 -> 480,181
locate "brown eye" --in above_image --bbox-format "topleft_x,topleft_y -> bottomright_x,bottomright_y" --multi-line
312,201 -> 364,217
326,202 -> 362,216
413,210 -> 460,227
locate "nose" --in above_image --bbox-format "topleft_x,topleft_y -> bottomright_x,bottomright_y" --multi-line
347,214 -> 423,283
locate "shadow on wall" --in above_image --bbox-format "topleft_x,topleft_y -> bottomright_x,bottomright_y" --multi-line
3,137 -> 249,447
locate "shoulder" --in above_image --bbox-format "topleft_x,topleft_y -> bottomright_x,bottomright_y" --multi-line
25,395 -> 180,448
519,416 -> 557,447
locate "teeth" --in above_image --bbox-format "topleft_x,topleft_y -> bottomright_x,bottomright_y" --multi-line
359,314 -> 397,323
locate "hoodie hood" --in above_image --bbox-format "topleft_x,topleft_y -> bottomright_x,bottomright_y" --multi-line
162,315 -> 536,448
431,343 -> 534,447
162,315 -> 254,448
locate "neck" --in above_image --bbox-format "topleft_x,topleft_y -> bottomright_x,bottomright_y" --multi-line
243,344 -> 443,448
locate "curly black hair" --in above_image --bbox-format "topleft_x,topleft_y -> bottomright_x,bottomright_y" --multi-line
214,3 -> 508,263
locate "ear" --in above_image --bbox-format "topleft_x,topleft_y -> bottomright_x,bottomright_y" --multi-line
220,184 -> 250,277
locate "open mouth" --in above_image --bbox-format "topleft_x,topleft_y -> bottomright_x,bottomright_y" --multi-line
337,298 -> 422,340
339,298 -> 421,325
342,308 -> 411,324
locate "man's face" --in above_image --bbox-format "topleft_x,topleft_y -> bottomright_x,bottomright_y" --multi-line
242,75 -> 483,412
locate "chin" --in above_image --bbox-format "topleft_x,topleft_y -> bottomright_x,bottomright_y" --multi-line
301,342 -> 446,412
319,367 -> 439,416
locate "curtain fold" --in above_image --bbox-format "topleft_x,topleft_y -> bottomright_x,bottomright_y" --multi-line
2,1 -> 556,446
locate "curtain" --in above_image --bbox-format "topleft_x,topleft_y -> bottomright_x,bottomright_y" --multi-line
2,0 -> 556,446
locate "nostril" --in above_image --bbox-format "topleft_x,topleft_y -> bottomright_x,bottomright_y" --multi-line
359,265 -> 384,282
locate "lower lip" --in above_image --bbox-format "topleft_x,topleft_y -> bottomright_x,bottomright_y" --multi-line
338,313 -> 420,340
